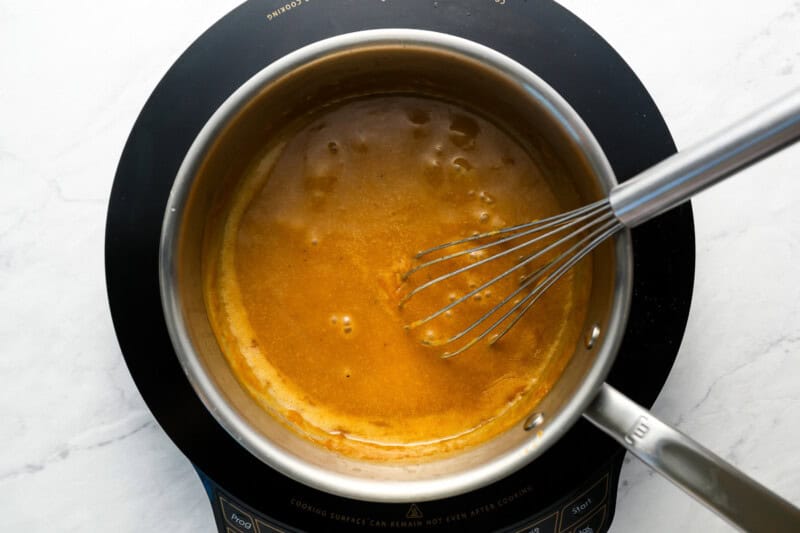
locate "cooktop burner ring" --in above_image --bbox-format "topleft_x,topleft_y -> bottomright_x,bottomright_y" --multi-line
105,1 -> 695,531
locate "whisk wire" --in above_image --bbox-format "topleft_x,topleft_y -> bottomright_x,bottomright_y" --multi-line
439,217 -> 621,359
488,219 -> 622,347
405,206 -> 615,328
399,199 -> 627,358
400,201 -> 611,309
402,201 -> 608,281
421,263 -> 549,347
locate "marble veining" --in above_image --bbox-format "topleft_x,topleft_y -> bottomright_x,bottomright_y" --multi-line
2,1 -> 799,531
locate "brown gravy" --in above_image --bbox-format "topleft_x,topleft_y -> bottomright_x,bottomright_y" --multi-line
203,95 -> 592,460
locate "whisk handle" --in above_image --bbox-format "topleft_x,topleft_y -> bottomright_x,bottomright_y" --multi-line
610,89 -> 800,228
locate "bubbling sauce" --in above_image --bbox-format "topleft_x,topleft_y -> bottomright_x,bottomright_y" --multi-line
203,95 -> 592,461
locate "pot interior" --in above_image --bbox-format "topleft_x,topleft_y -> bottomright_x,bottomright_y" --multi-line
161,31 -> 631,502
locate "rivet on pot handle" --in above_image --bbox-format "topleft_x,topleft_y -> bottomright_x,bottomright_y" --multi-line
583,383 -> 800,532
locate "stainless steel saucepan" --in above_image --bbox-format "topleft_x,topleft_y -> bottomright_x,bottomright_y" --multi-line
159,29 -> 800,531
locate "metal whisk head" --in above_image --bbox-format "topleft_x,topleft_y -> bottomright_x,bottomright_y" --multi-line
400,199 -> 623,358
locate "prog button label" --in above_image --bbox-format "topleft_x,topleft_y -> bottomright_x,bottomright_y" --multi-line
220,496 -> 256,532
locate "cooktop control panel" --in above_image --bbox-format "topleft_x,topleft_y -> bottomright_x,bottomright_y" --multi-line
198,458 -> 617,533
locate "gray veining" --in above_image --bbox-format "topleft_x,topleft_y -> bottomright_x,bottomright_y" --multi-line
2,1 -> 799,531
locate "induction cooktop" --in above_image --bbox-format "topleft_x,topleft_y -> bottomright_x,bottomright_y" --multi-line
105,1 -> 695,531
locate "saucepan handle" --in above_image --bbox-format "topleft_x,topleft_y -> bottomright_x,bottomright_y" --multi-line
583,383 -> 800,532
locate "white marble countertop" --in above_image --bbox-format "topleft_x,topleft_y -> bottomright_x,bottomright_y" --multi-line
2,1 -> 798,531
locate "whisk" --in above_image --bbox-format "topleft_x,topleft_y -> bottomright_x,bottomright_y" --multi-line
402,89 -> 800,358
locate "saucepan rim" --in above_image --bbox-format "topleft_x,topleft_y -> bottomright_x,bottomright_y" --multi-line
159,28 -> 632,502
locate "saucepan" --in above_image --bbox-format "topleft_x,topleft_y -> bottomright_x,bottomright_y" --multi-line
159,29 -> 800,531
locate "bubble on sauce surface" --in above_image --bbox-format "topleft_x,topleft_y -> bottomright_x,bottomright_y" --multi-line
304,170 -> 338,209
448,114 -> 479,149
329,313 -> 356,336
479,191 -> 495,204
308,229 -> 320,246
407,108 -> 431,125
469,248 -> 487,260
423,158 -> 445,188
422,328 -> 442,344
351,133 -> 370,153
490,216 -> 507,229
412,126 -> 429,140
472,289 -> 494,303
452,157 -> 473,172
327,141 -> 339,154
